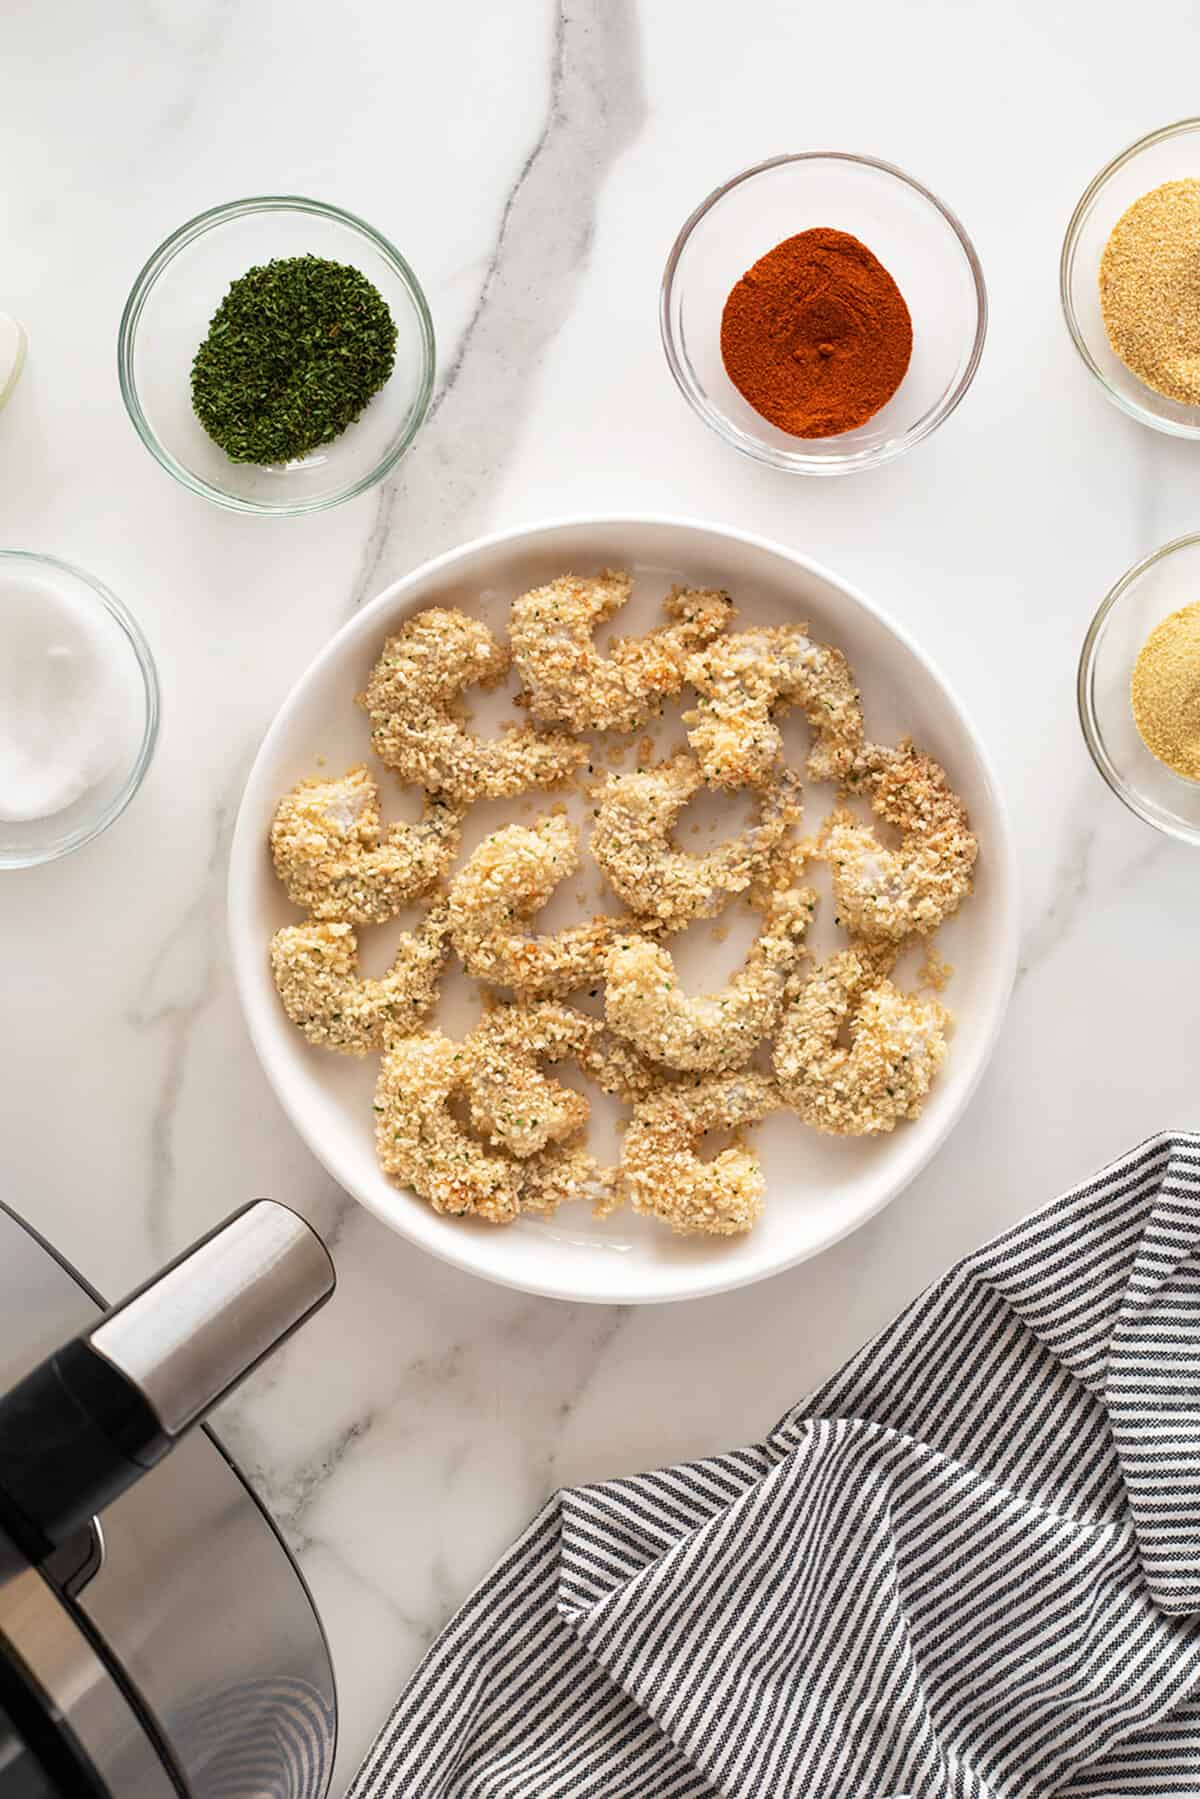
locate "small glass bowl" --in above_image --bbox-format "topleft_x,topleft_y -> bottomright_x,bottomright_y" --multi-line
1079,533 -> 1200,844
0,552 -> 159,869
660,152 -> 987,476
1061,120 -> 1200,437
119,196 -> 436,516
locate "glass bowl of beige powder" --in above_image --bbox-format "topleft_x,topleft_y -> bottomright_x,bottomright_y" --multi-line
1080,534 -> 1200,843
1062,119 -> 1200,436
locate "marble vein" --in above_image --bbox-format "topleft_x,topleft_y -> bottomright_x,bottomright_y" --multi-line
1017,802 -> 1096,983
219,1344 -> 463,1552
220,1290 -> 629,1605
1018,775 -> 1174,983
125,782 -> 238,1260
266,1408 -> 387,1552
537,1303 -> 627,1487
308,1536 -> 438,1651
347,0 -> 646,608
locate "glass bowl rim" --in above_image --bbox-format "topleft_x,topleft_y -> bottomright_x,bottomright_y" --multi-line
658,149 -> 989,477
1059,117 -> 1200,440
117,194 -> 437,517
0,549 -> 161,869
1077,529 -> 1200,845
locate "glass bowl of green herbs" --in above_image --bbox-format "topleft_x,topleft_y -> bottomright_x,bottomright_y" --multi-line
118,196 -> 435,516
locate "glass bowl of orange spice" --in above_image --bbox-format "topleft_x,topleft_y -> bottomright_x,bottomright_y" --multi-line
660,153 -> 987,476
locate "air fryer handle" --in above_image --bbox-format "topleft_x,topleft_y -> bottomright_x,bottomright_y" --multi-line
0,1201 -> 334,1563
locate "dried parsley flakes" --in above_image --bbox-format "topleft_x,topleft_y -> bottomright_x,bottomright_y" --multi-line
190,254 -> 397,465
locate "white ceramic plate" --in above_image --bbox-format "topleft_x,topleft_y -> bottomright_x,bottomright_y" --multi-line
229,516 -> 1017,1304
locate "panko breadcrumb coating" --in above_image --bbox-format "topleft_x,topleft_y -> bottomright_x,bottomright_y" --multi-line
619,1072 -> 778,1236
684,624 -> 863,787
774,946 -> 948,1135
270,903 -> 451,1055
520,1142 -> 614,1217
462,1002 -> 598,1157
511,570 -> 732,734
605,883 -> 817,1073
590,753 -> 801,928
270,765 -> 461,924
826,740 -> 977,942
578,1032 -> 679,1104
448,814 -> 633,995
374,1031 -> 523,1223
359,608 -> 586,803
374,1028 -> 606,1224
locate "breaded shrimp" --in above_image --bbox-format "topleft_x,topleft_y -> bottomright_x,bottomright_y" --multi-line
604,883 -> 817,1073
590,753 -> 801,929
374,1029 -> 605,1224
270,765 -> 461,924
510,570 -> 732,733
774,946 -> 948,1135
825,740 -> 977,941
448,814 -> 631,995
359,608 -> 586,803
374,1030 -> 523,1223
270,903 -> 451,1056
684,623 -> 863,787
462,1002 -> 598,1157
619,1072 -> 778,1236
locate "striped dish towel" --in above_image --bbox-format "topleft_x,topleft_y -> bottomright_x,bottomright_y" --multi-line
350,1132 -> 1200,1799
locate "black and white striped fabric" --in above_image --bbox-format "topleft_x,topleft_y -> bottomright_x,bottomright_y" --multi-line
350,1132 -> 1200,1799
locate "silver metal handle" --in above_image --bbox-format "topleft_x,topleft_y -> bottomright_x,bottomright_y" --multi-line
89,1201 -> 335,1438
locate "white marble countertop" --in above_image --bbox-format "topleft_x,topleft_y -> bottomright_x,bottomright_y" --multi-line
5,1 -> 1200,1786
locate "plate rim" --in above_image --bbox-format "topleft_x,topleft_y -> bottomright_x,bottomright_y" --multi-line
228,511 -> 1019,1305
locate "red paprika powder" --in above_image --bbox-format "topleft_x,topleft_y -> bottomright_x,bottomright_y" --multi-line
720,228 -> 912,438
